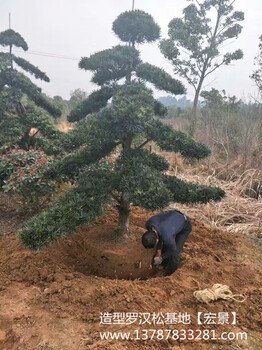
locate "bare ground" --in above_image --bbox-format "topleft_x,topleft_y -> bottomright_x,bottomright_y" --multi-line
0,198 -> 261,350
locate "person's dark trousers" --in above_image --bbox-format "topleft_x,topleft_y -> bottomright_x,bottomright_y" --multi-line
165,218 -> 192,276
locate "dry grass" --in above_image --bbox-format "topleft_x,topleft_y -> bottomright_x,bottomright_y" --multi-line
57,120 -> 73,133
164,153 -> 262,238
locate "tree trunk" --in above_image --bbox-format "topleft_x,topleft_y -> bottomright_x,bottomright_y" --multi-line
19,129 -> 31,149
189,11 -> 222,137
190,81 -> 203,137
117,194 -> 130,235
117,136 -> 133,235
192,91 -> 199,118
9,44 -> 13,69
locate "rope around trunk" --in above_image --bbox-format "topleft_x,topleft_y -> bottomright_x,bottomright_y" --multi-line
193,284 -> 246,304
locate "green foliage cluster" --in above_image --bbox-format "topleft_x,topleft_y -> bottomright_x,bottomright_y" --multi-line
145,119 -> 211,159
112,10 -> 160,44
0,29 -> 61,151
0,145 -> 56,207
0,29 -> 28,50
0,94 -> 62,153
68,86 -> 116,122
136,63 -> 184,95
163,175 -> 225,204
18,163 -> 113,249
79,45 -> 141,85
11,55 -> 49,82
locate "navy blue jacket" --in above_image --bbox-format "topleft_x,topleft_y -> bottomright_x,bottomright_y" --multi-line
145,210 -> 186,259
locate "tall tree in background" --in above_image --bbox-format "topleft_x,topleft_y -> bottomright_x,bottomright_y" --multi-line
68,89 -> 87,111
160,0 -> 244,135
19,10 -> 224,250
251,35 -> 262,100
0,29 -> 61,150
250,35 -> 262,167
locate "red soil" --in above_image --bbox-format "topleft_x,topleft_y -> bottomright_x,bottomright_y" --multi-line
0,207 -> 261,349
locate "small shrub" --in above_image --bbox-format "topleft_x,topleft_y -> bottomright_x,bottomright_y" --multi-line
0,144 -> 56,208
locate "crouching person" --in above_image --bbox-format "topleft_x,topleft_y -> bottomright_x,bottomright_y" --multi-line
142,210 -> 192,276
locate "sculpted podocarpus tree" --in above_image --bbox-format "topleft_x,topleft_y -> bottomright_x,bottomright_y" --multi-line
0,29 -> 61,150
160,0 -> 244,135
19,10 -> 225,250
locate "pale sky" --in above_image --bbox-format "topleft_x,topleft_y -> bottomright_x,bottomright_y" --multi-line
0,0 -> 261,101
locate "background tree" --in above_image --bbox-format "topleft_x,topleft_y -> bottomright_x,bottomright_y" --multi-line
251,35 -> 262,101
19,10 -> 225,250
201,88 -> 240,114
197,88 -> 261,166
160,0 -> 244,135
68,89 -> 88,111
250,35 -> 262,168
0,29 -> 61,151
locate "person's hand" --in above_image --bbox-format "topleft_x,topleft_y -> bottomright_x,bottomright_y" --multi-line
153,256 -> 163,265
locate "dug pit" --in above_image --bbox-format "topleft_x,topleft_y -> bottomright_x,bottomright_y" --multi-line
55,208 -> 160,280
0,205 -> 261,350
0,207 -> 242,282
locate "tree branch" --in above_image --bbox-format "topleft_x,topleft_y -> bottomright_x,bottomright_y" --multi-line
175,63 -> 197,90
204,59 -> 226,78
229,0 -> 236,7
135,139 -> 150,150
111,192 -> 121,204
31,130 -> 39,138
194,0 -> 213,39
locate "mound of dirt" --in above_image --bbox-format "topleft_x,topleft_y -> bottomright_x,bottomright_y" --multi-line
0,207 -> 261,350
